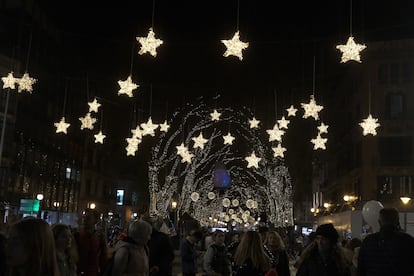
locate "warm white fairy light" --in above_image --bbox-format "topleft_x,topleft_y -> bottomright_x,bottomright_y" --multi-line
336,36 -> 367,63
118,76 -> 138,97
272,143 -> 287,158
94,131 -> 106,144
140,117 -> 159,136
192,132 -> 208,149
79,112 -> 97,130
136,28 -> 163,57
223,132 -> 235,145
277,116 -> 290,129
266,124 -> 285,142
359,114 -> 380,136
301,95 -> 324,120
210,109 -> 221,121
311,133 -> 328,150
17,73 -> 36,93
88,98 -> 101,113
1,72 -> 18,89
54,117 -> 70,134
245,152 -> 261,168
317,122 -> 329,134
222,198 -> 231,207
207,192 -> 216,200
286,105 -> 298,117
159,120 -> 170,132
190,192 -> 200,202
248,117 -> 260,129
222,31 -> 249,61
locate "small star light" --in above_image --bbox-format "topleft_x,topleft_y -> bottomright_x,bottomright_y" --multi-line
117,76 -> 138,97
181,151 -> 194,164
248,117 -> 260,129
126,144 -> 138,156
210,109 -> 221,121
286,105 -> 298,117
245,152 -> 261,168
140,117 -> 159,136
311,133 -> 328,150
1,72 -> 18,89
221,31 -> 249,61
54,117 -> 70,134
136,28 -> 163,57
88,98 -> 101,113
79,112 -> 97,130
94,131 -> 106,144
277,116 -> 290,129
301,95 -> 324,120
359,114 -> 380,136
336,36 -> 367,63
131,126 -> 143,140
17,73 -> 37,93
159,120 -> 170,132
272,143 -> 287,158
192,132 -> 208,149
176,143 -> 188,156
317,122 -> 329,134
266,124 -> 285,142
223,132 -> 235,145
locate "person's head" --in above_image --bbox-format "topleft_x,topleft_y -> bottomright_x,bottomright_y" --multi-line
264,231 -> 285,250
128,220 -> 152,245
234,231 -> 270,271
315,223 -> 339,252
82,208 -> 100,229
187,229 -> 203,243
379,208 -> 399,227
213,230 -> 226,245
345,237 -> 362,251
6,218 -> 59,275
52,224 -> 72,252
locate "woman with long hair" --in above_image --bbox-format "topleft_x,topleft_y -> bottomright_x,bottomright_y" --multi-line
263,231 -> 290,276
234,231 -> 270,276
52,224 -> 78,276
5,218 -> 60,276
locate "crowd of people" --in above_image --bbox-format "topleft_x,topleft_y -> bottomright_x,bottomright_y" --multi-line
0,207 -> 413,276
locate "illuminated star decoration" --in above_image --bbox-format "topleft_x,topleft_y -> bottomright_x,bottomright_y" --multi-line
223,132 -> 235,145
79,112 -> 97,130
286,105 -> 298,117
136,28 -> 164,57
192,132 -> 208,149
1,72 -> 18,89
311,133 -> 328,150
17,73 -> 37,93
245,152 -> 261,168
54,117 -> 70,134
159,120 -> 170,132
359,114 -> 380,136
272,143 -> 287,158
221,31 -> 249,61
94,131 -> 106,144
317,122 -> 329,134
210,109 -> 221,121
277,116 -> 290,129
117,76 -> 138,97
266,124 -> 285,142
248,117 -> 260,129
140,117 -> 159,136
131,126 -> 143,140
88,98 -> 101,113
126,137 -> 141,156
336,36 -> 367,63
301,95 -> 324,120
176,143 -> 193,163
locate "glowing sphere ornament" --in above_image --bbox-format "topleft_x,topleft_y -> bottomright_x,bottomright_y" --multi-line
336,36 -> 367,63
136,28 -> 163,57
207,192 -> 216,200
118,76 -> 138,97
190,192 -> 200,202
221,31 -> 249,61
222,198 -> 231,207
359,114 -> 380,136
232,199 -> 239,207
54,117 -> 70,134
246,199 -> 254,209
17,73 -> 37,93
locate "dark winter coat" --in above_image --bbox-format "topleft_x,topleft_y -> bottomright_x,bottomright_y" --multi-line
148,229 -> 174,276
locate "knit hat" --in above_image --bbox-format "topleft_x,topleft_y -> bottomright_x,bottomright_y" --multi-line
315,223 -> 339,243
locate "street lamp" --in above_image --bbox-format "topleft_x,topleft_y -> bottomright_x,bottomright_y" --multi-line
400,196 -> 411,205
88,202 -> 96,209
36,193 -> 44,201
171,201 -> 177,209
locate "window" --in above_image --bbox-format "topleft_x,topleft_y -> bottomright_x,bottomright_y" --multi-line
385,92 -> 405,119
379,136 -> 412,166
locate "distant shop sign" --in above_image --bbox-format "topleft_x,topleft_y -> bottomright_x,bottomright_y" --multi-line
19,199 -> 40,212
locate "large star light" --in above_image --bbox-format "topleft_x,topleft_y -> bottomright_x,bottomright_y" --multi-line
210,109 -> 221,121
223,132 -> 235,145
118,76 -> 138,97
336,36 -> 367,63
266,124 -> 285,142
94,131 -> 106,144
17,73 -> 37,93
245,152 -> 261,169
311,133 -> 328,150
136,28 -> 163,57
272,143 -> 287,158
277,116 -> 290,129
88,98 -> 101,113
248,117 -> 260,129
159,120 -> 170,132
140,117 -> 159,136
1,72 -> 18,89
301,95 -> 324,120
79,113 -> 97,130
317,122 -> 329,134
221,31 -> 249,61
286,105 -> 298,117
359,114 -> 380,136
192,132 -> 208,149
54,117 -> 70,134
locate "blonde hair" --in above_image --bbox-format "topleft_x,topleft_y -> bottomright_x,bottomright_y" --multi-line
264,231 -> 285,250
9,218 -> 60,276
234,231 -> 270,272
